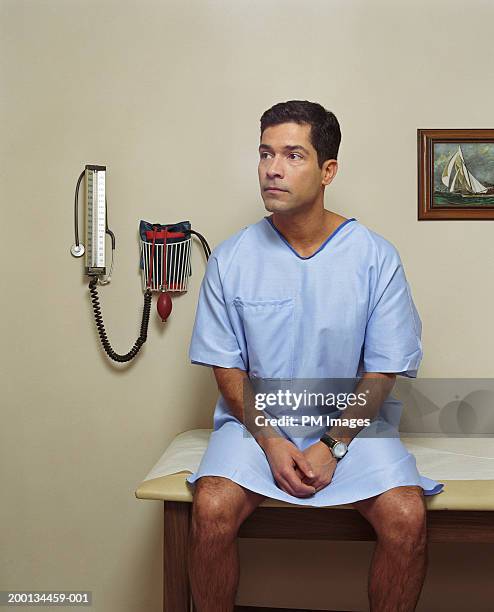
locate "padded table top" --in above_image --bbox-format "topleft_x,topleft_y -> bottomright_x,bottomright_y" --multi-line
135,429 -> 494,511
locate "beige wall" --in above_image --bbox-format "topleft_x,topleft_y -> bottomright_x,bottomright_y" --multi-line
1,0 -> 493,610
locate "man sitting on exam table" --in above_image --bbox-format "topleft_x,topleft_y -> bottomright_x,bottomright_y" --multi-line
185,100 -> 443,612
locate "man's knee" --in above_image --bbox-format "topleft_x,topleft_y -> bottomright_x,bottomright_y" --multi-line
357,486 -> 427,544
191,476 -> 243,538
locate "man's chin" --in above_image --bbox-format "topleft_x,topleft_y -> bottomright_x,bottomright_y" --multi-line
264,204 -> 298,217
263,199 -> 292,213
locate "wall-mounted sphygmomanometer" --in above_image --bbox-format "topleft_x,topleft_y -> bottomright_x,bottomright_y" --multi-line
70,164 -> 211,363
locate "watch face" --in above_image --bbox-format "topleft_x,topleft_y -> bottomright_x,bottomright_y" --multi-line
333,442 -> 347,458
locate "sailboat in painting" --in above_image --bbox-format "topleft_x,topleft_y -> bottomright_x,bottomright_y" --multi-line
441,145 -> 494,197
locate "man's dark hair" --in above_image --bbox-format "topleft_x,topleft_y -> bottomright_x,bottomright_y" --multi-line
260,100 -> 341,168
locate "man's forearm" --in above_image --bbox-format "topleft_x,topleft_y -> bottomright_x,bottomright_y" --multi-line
211,368 -> 395,450
326,372 -> 396,446
212,366 -> 283,448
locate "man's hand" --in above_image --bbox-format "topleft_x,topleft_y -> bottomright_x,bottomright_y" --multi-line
259,436 -> 318,498
294,441 -> 338,493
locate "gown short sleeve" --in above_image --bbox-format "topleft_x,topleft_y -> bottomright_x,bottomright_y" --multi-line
363,246 -> 423,378
188,254 -> 246,370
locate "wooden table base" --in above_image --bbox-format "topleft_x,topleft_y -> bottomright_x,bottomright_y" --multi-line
163,500 -> 494,612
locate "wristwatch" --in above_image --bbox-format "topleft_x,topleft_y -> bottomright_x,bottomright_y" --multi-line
320,433 -> 348,461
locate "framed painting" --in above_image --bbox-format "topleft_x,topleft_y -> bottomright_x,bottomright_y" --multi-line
418,129 -> 494,220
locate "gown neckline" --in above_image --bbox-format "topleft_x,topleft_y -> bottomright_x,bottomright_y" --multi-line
264,215 -> 357,260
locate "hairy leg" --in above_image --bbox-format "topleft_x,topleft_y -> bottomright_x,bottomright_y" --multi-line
352,485 -> 428,612
188,476 -> 266,612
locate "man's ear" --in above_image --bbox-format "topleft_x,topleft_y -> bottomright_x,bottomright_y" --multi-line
322,159 -> 338,186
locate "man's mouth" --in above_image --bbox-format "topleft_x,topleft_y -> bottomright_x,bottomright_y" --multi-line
265,187 -> 287,192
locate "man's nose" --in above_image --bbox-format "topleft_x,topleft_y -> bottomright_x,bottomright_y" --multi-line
266,156 -> 284,177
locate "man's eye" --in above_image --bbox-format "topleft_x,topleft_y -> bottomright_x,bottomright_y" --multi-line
259,152 -> 302,159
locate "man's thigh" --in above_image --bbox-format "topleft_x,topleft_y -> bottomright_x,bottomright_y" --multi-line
192,476 -> 267,532
351,485 -> 426,537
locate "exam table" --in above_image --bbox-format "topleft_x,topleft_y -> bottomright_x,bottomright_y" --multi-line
135,429 -> 494,612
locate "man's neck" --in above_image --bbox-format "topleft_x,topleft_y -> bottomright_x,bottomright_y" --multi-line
270,208 -> 348,256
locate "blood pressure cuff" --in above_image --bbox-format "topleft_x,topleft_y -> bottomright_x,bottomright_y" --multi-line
139,219 -> 192,281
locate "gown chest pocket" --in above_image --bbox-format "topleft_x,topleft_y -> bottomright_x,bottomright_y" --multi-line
233,297 -> 295,379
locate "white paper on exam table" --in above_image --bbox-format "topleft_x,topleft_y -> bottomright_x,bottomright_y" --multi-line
143,429 -> 494,482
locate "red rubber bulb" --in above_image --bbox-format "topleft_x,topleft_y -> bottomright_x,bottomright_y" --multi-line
157,291 -> 173,322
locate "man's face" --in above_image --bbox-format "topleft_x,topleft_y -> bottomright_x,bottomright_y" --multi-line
258,122 -> 336,215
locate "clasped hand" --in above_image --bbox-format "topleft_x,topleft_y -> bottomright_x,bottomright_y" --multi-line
261,436 -> 338,498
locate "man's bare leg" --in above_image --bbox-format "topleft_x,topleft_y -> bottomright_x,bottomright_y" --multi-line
352,485 -> 428,612
188,476 -> 266,612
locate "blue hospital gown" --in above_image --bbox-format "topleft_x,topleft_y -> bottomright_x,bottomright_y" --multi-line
186,215 -> 445,506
